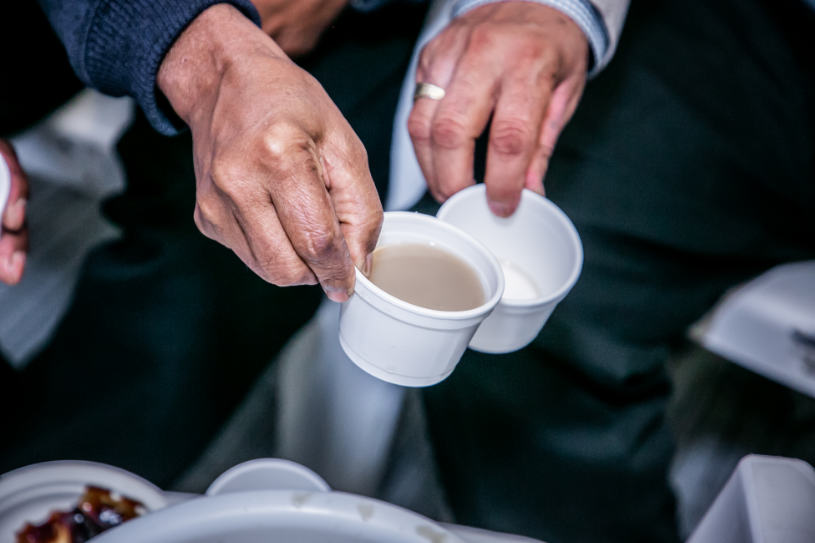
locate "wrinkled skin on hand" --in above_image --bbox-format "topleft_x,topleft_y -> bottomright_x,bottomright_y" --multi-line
252,0 -> 349,57
408,2 -> 589,216
159,5 -> 382,302
0,140 -> 28,285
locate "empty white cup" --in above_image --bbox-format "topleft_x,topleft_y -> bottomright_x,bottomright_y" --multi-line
437,184 -> 583,353
339,211 -> 504,387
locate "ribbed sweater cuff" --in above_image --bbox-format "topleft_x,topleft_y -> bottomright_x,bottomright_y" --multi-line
82,0 -> 261,135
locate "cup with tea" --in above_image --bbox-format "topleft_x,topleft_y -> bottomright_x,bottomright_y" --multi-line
338,211 -> 504,387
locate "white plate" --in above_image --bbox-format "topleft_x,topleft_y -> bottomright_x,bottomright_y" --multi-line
0,460 -> 168,543
92,490 -> 467,543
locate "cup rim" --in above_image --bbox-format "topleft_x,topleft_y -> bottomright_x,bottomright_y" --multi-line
437,185 -> 583,308
352,211 -> 505,321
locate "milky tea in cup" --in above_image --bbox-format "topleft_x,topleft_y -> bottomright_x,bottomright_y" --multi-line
338,211 -> 504,387
366,243 -> 485,312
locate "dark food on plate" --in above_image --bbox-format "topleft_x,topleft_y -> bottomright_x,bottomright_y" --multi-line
16,486 -> 145,543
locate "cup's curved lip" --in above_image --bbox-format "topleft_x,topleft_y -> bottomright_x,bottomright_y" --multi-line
206,458 -> 330,496
352,211 -> 505,321
0,155 -> 10,229
437,185 -> 583,308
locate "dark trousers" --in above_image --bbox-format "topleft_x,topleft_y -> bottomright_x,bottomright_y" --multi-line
0,4 -> 426,488
424,1 -> 815,542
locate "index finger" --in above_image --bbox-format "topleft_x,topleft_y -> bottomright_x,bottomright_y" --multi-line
426,54 -> 498,201
234,132 -> 355,302
269,139 -> 356,302
318,132 -> 383,277
483,72 -> 551,217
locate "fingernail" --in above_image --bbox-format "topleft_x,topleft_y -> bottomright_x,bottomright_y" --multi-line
12,251 -> 25,270
6,251 -> 24,273
6,198 -> 26,228
324,284 -> 350,303
488,200 -> 514,217
363,253 -> 373,277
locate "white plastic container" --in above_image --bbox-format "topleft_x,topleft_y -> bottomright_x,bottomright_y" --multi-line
691,261 -> 815,398
688,455 -> 815,543
437,185 -> 583,353
339,211 -> 504,387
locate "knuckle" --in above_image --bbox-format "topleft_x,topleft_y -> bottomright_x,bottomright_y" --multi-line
299,228 -> 341,263
431,115 -> 469,150
539,141 -> 555,159
209,156 -> 243,198
193,206 -> 206,232
490,120 -> 534,156
360,212 -> 384,253
416,48 -> 434,77
515,38 -> 551,66
407,113 -> 432,144
194,195 -> 220,229
436,183 -> 463,202
468,24 -> 495,55
259,124 -> 298,162
351,140 -> 369,167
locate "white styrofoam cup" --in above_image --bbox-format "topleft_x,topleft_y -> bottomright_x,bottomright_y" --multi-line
338,211 -> 504,387
437,184 -> 583,353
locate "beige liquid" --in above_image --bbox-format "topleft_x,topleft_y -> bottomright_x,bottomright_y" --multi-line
367,243 -> 486,311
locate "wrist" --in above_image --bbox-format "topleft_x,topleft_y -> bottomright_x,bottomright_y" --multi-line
158,4 -> 285,125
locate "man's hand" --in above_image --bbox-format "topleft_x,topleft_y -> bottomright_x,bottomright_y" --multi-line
0,140 -> 29,285
158,5 -> 382,302
253,0 -> 348,57
407,2 -> 589,216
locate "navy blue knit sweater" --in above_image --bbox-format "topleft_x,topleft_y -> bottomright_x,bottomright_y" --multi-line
37,0 -> 261,135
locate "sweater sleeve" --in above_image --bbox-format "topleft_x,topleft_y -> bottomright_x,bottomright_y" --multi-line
37,0 -> 262,135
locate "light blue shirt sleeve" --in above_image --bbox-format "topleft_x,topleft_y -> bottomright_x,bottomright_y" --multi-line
451,0 -> 610,75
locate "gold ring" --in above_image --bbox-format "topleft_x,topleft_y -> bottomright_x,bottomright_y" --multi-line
413,82 -> 446,102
